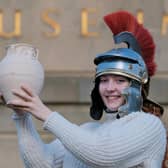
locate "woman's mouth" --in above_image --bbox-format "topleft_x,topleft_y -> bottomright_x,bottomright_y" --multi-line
106,95 -> 120,101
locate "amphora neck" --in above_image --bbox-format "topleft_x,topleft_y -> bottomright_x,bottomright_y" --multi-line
6,43 -> 39,60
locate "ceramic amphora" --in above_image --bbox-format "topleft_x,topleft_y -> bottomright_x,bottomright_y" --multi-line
0,43 -> 44,102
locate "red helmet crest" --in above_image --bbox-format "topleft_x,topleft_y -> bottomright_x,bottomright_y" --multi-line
104,11 -> 156,76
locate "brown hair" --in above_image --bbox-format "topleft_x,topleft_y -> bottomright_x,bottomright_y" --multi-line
90,78 -> 105,120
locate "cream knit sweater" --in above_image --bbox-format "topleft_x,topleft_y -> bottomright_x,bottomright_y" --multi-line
13,111 -> 166,168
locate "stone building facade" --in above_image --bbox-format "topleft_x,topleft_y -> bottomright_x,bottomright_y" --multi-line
0,0 -> 168,167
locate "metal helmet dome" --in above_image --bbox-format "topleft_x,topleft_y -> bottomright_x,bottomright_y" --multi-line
94,47 -> 148,84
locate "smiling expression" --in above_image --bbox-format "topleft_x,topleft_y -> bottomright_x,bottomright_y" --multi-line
99,74 -> 130,111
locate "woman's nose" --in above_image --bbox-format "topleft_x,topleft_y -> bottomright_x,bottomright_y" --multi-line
106,80 -> 116,91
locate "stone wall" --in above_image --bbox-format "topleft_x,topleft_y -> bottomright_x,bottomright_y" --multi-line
0,0 -> 167,167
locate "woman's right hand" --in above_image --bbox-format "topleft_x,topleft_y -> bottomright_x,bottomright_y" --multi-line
6,85 -> 52,121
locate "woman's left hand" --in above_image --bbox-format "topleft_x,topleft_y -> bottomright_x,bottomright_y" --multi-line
7,84 -> 52,121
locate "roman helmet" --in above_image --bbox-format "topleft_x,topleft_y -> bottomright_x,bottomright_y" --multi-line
90,11 -> 163,120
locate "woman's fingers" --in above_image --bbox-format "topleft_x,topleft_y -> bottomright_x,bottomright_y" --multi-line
12,106 -> 29,112
7,99 -> 29,108
12,89 -> 32,102
8,85 -> 37,111
20,84 -> 34,97
11,84 -> 35,101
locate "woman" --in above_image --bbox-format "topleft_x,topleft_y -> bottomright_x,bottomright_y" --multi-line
2,11 -> 167,168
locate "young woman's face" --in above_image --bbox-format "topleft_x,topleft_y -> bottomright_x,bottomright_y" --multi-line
99,74 -> 130,111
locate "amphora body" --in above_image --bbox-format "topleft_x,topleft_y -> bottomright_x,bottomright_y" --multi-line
0,43 -> 44,102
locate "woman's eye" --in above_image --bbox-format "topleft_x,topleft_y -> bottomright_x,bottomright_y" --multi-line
119,79 -> 125,82
100,78 -> 107,82
100,79 -> 106,82
117,79 -> 126,83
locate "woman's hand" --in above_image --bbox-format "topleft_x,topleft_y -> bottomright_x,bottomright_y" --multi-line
7,84 -> 52,121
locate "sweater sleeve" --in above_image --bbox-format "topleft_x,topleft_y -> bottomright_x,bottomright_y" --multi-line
43,111 -> 166,167
12,113 -> 65,168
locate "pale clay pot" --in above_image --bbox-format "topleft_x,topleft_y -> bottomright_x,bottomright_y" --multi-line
0,43 -> 44,102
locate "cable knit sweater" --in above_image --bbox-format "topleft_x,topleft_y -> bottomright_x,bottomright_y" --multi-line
13,111 -> 166,168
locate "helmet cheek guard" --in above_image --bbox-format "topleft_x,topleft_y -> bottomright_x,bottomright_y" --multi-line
118,80 -> 143,117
